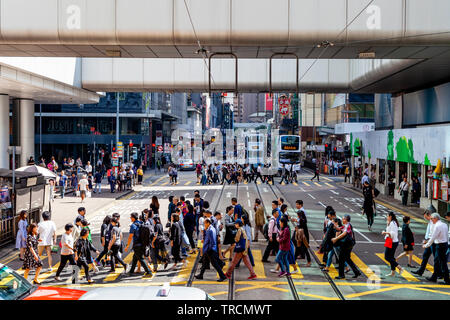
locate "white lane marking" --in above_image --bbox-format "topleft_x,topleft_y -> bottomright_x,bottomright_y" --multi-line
308,194 -> 316,199
203,191 -> 207,198
248,199 -> 251,207
349,208 -> 355,212
330,190 -> 339,195
338,202 -> 343,205
300,187 -> 306,192
184,193 -> 189,198
336,214 -> 373,243
247,192 -> 250,198
318,201 -> 326,208
226,192 -> 232,198
263,188 -> 269,193
344,205 -> 349,208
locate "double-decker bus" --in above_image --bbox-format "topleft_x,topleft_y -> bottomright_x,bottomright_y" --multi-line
278,135 -> 301,168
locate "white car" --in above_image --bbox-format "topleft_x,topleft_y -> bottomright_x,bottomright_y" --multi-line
79,284 -> 214,300
178,159 -> 195,171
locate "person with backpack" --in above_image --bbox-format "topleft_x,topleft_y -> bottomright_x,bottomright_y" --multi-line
322,217 -> 349,273
94,215 -> 111,267
124,212 -> 152,277
262,209 -> 280,263
291,200 -> 311,267
107,217 -> 128,273
137,211 -> 156,273
222,206 -> 236,261
362,180 -> 376,231
225,219 -> 257,280
169,213 -> 183,269
332,214 -> 361,279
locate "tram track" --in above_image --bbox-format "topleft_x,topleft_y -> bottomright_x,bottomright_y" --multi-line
267,182 -> 345,301
254,181 -> 300,301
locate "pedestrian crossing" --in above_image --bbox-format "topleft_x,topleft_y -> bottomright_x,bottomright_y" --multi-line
11,246 -> 438,286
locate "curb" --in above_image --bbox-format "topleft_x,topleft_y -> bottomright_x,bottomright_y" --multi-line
115,189 -> 135,200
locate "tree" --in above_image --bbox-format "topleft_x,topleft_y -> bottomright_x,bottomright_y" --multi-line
424,153 -> 431,166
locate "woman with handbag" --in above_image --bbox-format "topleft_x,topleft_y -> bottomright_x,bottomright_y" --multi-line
169,213 -> 184,269
275,217 -> 291,277
15,210 -> 28,261
382,212 -> 403,276
225,219 -> 257,280
152,216 -> 169,269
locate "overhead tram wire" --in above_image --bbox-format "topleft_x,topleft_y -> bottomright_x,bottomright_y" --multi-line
182,0 -> 218,91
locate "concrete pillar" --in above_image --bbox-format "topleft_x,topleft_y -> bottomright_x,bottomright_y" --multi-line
375,158 -> 380,182
12,99 -> 35,167
0,94 -> 9,169
407,162 -> 412,203
351,155 -> 355,184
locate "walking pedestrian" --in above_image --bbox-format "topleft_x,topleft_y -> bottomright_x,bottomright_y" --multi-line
59,171 -> 68,198
125,212 -> 152,276
422,213 -> 450,284
222,206 -> 236,260
94,170 -> 102,194
94,215 -> 112,266
382,212 -> 403,277
225,219 -> 257,280
362,180 -> 375,231
55,224 -> 78,283
150,196 -> 160,216
262,209 -> 280,263
274,217 -> 291,276
137,166 -> 144,184
396,216 -> 416,267
107,217 -> 128,273
332,214 -> 361,279
184,203 -> 197,253
236,215 -> 255,267
311,163 -> 320,181
195,218 -> 227,281
78,175 -> 89,203
23,223 -> 43,284
169,213 -> 184,269
152,216 -> 169,269
253,199 -> 265,241
37,211 -> 56,272
15,210 -> 28,261
292,200 -> 311,267
74,229 -> 99,284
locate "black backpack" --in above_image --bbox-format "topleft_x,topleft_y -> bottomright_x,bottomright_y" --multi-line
138,223 -> 152,247
263,217 -> 274,240
374,187 -> 380,198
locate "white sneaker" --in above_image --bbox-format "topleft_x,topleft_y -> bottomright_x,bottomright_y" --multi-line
54,276 -> 61,281
93,266 -> 99,273
385,272 -> 395,277
291,269 -> 299,274
270,269 -> 278,273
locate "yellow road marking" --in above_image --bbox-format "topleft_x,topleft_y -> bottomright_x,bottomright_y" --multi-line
293,182 -> 298,186
281,182 -> 285,186
313,251 -> 339,279
184,181 -> 192,186
302,181 -> 310,186
323,177 -> 332,182
257,181 -> 261,185
174,252 -> 198,282
103,253 -> 134,282
267,285 -> 338,300
350,252 -> 381,281
325,182 -> 333,188
252,250 -> 266,279
345,285 -> 402,299
313,182 -> 321,187
407,286 -> 450,296
0,252 -> 19,265
290,262 -> 303,279
150,176 -> 166,186
161,181 -> 169,186
37,262 -> 60,282
375,253 -> 419,282
412,255 -> 434,273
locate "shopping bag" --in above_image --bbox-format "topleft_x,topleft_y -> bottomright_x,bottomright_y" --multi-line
76,190 -> 80,197
86,191 -> 92,198
384,237 -> 393,249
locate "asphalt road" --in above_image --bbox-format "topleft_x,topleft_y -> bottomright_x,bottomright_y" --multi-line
2,170 -> 449,300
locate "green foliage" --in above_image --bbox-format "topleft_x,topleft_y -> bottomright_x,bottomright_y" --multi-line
354,138 -> 361,156
368,151 -> 371,159
387,130 -> 394,161
349,133 -> 353,155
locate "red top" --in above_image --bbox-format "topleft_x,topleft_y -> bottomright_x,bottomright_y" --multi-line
277,227 -> 291,251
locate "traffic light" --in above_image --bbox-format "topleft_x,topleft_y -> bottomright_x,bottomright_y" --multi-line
344,145 -> 351,158
324,144 -> 330,154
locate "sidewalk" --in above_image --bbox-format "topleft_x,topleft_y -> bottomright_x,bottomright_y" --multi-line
0,182 -> 134,261
340,182 -> 427,224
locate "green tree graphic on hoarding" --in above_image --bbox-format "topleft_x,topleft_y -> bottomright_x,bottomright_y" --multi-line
387,130 -> 394,161
349,133 -> 353,156
354,138 -> 361,156
424,153 -> 431,166
395,136 -> 416,163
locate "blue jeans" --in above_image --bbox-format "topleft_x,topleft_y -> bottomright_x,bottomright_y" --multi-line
94,183 -> 102,193
326,248 -> 348,268
275,250 -> 290,273
60,185 -> 65,198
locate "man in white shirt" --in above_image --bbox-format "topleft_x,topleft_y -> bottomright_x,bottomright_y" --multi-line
78,175 -> 89,203
398,177 -> 409,206
361,173 -> 370,186
261,210 -> 279,263
37,211 -> 56,272
85,161 -> 92,174
423,213 -> 450,284
55,224 -> 78,283
412,210 -> 435,276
